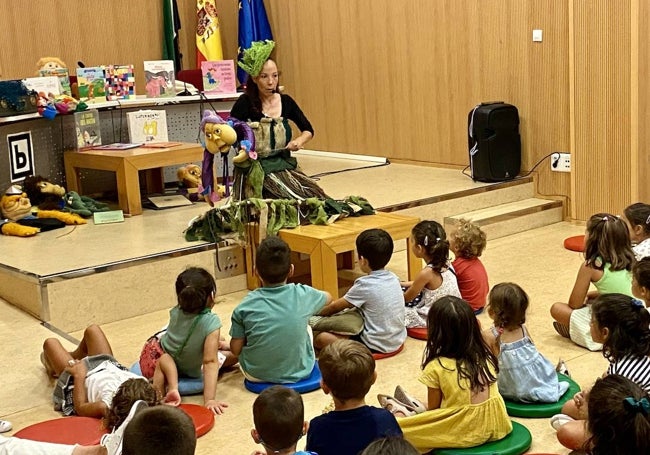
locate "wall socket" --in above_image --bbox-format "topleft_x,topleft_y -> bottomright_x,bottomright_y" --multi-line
215,244 -> 245,279
551,152 -> 571,172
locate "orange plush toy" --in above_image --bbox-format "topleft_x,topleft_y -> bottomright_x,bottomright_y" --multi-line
1,186 -> 86,237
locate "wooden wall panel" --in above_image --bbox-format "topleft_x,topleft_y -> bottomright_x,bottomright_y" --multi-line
0,0 -> 241,91
571,0 -> 631,220
636,0 -> 650,202
266,0 -> 570,210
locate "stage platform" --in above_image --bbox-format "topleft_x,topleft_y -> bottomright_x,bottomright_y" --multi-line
0,152 -> 560,332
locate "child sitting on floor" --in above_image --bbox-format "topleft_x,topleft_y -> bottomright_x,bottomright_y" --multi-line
585,374 -> 650,455
138,267 -> 237,414
251,385 -> 313,455
402,221 -> 461,328
449,218 -> 489,313
550,213 -> 635,350
379,295 -> 511,453
623,202 -> 650,260
314,229 -> 406,353
553,293 -> 650,450
306,340 -> 402,455
632,256 -> 650,306
230,236 -> 332,383
482,282 -> 570,402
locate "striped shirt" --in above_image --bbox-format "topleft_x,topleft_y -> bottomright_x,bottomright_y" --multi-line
608,355 -> 650,393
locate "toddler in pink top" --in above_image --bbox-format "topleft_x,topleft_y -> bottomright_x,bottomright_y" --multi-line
450,219 -> 489,313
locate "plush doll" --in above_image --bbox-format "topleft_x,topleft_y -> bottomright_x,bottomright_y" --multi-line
176,164 -> 224,202
198,110 -> 255,205
22,175 -> 110,217
35,57 -> 67,75
1,186 -> 86,237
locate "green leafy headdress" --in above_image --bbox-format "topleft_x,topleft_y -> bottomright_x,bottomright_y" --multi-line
238,40 -> 275,77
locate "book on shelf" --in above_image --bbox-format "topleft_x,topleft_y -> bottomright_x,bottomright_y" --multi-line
22,76 -> 60,96
74,110 -> 102,150
92,143 -> 142,150
143,60 -> 176,98
201,60 -> 236,94
76,67 -> 107,101
127,109 -> 169,143
38,68 -> 71,96
105,65 -> 136,100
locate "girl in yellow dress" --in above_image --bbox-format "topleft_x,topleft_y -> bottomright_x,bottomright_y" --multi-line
379,296 -> 512,453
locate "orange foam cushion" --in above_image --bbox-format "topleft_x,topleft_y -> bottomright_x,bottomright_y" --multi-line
13,416 -> 107,445
564,235 -> 585,252
372,343 -> 404,360
179,403 -> 215,437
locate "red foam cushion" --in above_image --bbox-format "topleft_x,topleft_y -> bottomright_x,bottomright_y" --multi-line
372,343 -> 404,360
564,235 -> 585,252
179,403 -> 215,437
13,416 -> 107,445
407,327 -> 428,340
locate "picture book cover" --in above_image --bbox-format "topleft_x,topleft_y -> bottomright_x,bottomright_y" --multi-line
143,60 -> 176,98
38,68 -> 71,96
74,110 -> 102,149
127,109 -> 169,143
105,65 -> 136,100
76,67 -> 107,101
201,60 -> 236,94
22,76 -> 60,96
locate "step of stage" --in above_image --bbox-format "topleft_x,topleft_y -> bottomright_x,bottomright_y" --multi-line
382,176 -> 538,223
443,198 -> 564,240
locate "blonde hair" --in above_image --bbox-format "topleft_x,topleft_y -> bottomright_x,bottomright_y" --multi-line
451,219 -> 487,259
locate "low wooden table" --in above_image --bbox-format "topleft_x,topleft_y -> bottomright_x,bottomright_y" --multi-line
246,212 -> 421,298
64,143 -> 203,215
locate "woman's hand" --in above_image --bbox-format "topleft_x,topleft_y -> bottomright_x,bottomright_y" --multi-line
205,399 -> 228,415
286,139 -> 302,151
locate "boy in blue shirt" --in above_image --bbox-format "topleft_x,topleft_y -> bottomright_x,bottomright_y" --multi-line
314,228 -> 406,353
230,236 -> 331,383
306,340 -> 403,455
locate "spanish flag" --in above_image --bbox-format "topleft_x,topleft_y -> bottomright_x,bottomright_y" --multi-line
196,0 -> 224,66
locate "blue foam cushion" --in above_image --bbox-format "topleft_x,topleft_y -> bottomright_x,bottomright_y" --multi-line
432,421 -> 532,455
504,373 -> 580,418
244,363 -> 322,394
129,362 -> 204,395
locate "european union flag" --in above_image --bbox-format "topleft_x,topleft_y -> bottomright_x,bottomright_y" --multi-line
237,0 -> 273,86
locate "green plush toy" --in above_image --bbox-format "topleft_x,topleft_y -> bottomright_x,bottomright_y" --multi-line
65,191 -> 110,217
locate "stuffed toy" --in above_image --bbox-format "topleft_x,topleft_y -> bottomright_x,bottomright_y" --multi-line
23,175 -> 110,217
198,110 -> 255,205
1,186 -> 86,237
35,57 -> 67,75
176,164 -> 224,202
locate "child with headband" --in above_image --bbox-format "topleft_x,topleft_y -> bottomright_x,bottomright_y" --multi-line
550,213 -> 635,350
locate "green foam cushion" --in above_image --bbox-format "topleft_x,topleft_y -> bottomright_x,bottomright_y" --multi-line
431,421 -> 531,455
504,373 -> 580,418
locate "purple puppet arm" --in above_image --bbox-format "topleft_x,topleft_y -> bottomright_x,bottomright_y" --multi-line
227,117 -> 255,153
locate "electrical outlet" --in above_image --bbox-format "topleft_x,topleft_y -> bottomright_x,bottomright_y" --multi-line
215,244 -> 245,279
551,152 -> 571,172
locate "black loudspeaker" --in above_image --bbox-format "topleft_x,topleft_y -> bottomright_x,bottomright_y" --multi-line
468,102 -> 521,182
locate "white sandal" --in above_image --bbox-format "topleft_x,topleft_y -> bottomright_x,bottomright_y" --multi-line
0,420 -> 12,433
550,413 -> 575,431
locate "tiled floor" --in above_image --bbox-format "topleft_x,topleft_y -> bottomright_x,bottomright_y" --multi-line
0,155 -> 601,454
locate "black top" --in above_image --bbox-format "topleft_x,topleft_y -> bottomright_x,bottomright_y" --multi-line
306,405 -> 402,455
230,93 -> 314,135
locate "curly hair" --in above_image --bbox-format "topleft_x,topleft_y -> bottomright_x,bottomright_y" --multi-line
104,378 -> 158,431
450,218 -> 487,259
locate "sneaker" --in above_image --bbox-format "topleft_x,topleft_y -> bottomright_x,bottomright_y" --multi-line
556,358 -> 571,377
394,385 -> 427,413
101,400 -> 148,455
550,413 -> 575,431
0,420 -> 11,433
377,394 -> 417,417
